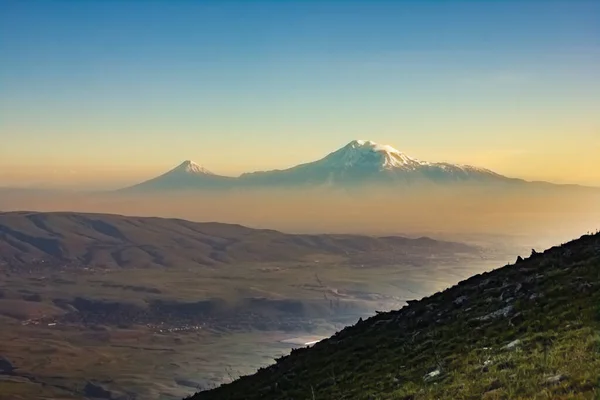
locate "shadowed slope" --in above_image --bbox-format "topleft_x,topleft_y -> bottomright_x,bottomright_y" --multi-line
0,211 -> 475,268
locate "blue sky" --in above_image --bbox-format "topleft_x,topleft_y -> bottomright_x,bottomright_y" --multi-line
1,0 -> 599,187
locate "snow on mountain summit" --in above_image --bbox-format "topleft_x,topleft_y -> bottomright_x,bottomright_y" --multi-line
172,160 -> 215,175
346,139 -> 401,153
120,159 -> 231,192
321,139 -> 426,171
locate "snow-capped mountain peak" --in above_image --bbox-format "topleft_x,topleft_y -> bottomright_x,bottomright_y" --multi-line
322,140 -> 425,171
172,160 -> 214,175
346,139 -> 399,153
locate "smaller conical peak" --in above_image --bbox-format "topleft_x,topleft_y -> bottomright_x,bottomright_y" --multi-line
173,160 -> 214,175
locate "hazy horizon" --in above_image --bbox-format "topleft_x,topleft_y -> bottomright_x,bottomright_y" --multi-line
2,186 -> 599,250
2,139 -> 600,191
2,1 -> 599,189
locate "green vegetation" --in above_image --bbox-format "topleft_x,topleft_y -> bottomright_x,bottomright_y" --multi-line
190,232 -> 600,399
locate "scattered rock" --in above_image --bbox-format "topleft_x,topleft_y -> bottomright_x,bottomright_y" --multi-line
504,339 -> 521,350
453,295 -> 468,305
482,389 -> 503,399
529,293 -> 538,301
478,305 -> 514,321
544,374 -> 567,385
423,369 -> 440,381
515,283 -> 522,292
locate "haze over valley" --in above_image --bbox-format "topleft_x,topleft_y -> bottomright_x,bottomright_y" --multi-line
2,139 -> 599,251
0,211 -> 508,398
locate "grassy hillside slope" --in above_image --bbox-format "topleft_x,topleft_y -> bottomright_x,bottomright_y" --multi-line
189,231 -> 600,400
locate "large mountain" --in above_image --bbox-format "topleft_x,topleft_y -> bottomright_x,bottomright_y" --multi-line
238,140 -> 516,187
188,230 -> 600,400
120,140 -> 522,192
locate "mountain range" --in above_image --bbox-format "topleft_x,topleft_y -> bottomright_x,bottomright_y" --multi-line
121,140 -> 523,192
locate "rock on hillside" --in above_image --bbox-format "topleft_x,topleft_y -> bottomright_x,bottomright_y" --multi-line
188,231 -> 600,399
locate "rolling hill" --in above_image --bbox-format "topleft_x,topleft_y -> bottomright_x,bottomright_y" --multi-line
0,211 -> 476,268
188,230 -> 600,399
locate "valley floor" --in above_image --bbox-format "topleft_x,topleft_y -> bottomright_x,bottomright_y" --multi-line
0,254 -> 504,399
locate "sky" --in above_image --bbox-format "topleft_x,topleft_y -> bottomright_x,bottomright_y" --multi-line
1,0 -> 599,189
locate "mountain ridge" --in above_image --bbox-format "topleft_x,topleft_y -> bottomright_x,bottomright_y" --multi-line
0,211 -> 479,269
120,140 -> 525,192
238,139 -> 514,188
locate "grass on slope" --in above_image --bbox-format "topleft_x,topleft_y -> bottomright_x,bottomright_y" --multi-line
189,232 -> 600,400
